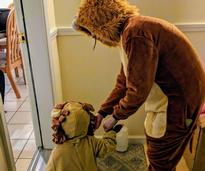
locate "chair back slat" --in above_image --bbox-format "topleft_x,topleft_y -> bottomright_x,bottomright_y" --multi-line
6,9 -> 21,67
0,7 -> 25,99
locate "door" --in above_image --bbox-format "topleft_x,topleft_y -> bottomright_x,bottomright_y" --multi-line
13,0 -> 54,149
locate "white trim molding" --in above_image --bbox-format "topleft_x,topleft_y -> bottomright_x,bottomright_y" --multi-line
57,27 -> 81,36
175,23 -> 205,32
50,28 -> 58,40
128,135 -> 146,144
50,23 -> 205,38
95,135 -> 146,144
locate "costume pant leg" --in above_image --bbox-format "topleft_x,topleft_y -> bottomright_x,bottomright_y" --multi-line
0,70 -> 5,103
146,97 -> 199,171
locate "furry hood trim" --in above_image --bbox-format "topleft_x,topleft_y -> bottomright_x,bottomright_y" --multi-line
73,0 -> 139,47
51,102 -> 95,144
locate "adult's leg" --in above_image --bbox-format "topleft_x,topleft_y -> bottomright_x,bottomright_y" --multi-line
0,70 -> 5,103
146,98 -> 199,171
147,128 -> 194,171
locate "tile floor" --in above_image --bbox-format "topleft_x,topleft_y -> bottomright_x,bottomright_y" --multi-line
3,73 -> 36,171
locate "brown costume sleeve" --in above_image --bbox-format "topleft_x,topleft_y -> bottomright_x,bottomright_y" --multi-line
98,65 -> 127,117
112,37 -> 158,120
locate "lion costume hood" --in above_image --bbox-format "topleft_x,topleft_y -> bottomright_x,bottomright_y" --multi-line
73,0 -> 139,46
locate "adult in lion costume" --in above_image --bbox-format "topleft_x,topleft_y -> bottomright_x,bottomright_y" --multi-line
73,0 -> 205,170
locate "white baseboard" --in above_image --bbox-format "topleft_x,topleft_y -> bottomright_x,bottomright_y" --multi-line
128,135 -> 146,144
175,23 -> 205,32
95,135 -> 146,144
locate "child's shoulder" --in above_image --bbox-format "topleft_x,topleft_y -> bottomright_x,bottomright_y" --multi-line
83,135 -> 97,144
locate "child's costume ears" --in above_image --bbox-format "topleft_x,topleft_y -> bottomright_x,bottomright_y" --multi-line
82,103 -> 95,112
55,102 -> 67,109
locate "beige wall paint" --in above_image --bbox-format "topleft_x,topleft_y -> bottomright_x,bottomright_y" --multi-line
57,35 -> 146,135
54,0 -> 79,27
57,36 -> 119,105
130,0 -> 205,23
54,0 -> 205,27
52,0 -> 205,135
46,0 -> 63,103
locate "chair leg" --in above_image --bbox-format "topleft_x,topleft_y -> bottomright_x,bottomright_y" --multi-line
15,67 -> 19,78
6,70 -> 21,99
21,64 -> 26,85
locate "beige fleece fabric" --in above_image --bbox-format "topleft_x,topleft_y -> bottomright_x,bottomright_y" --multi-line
46,132 -> 116,171
46,102 -> 116,171
144,83 -> 168,138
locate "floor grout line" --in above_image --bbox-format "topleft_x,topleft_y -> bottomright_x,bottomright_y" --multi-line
10,139 -> 34,141
17,137 -> 30,161
13,129 -> 34,164
5,97 -> 30,122
28,131 -> 34,139
4,74 -> 36,170
6,111 -> 17,124
17,158 -> 33,159
8,123 -> 33,125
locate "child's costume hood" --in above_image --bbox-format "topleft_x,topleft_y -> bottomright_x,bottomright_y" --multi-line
51,102 -> 95,143
74,0 -> 139,46
46,101 -> 116,171
61,102 -> 90,139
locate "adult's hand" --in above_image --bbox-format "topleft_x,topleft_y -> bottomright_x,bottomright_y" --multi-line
103,116 -> 118,132
94,113 -> 104,130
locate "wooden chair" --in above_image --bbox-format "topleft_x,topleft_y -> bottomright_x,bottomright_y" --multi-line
0,8 -> 26,99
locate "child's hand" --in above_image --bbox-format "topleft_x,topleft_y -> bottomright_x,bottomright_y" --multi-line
94,113 -> 104,130
113,124 -> 123,133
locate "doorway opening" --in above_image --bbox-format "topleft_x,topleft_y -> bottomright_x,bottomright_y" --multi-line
1,0 -> 55,170
1,1 -> 36,170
